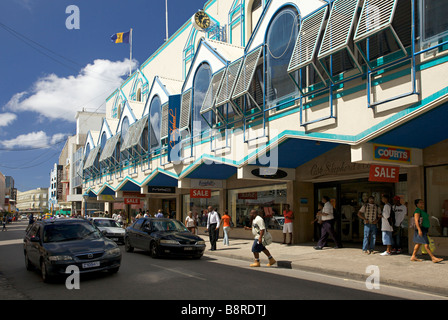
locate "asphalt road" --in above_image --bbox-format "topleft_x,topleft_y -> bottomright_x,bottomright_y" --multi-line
0,221 -> 445,303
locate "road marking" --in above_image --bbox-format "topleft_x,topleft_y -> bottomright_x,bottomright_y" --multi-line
0,239 -> 23,247
152,264 -> 206,281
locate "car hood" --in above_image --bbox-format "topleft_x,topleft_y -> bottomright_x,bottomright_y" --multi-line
98,226 -> 125,234
43,237 -> 117,256
154,231 -> 204,243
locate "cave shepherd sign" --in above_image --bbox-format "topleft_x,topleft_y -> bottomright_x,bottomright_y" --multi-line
369,164 -> 400,183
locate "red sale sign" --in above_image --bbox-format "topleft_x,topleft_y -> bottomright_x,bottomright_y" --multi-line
190,189 -> 211,199
369,165 -> 400,183
124,198 -> 141,205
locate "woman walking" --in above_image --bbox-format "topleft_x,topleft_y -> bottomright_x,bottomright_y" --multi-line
185,211 -> 196,234
410,199 -> 443,263
221,210 -> 232,246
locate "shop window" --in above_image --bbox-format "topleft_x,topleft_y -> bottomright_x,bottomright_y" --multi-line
251,0 -> 263,32
228,184 -> 287,230
182,191 -> 220,225
100,132 -> 107,151
425,165 -> 448,237
192,62 -> 212,136
149,96 -> 162,151
420,0 -> 448,45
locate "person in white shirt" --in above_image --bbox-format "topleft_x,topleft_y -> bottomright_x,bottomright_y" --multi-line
206,206 -> 220,251
392,196 -> 407,254
244,209 -> 276,267
379,194 -> 394,256
314,196 -> 342,250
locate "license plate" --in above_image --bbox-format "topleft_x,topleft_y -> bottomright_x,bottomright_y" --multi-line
82,261 -> 100,269
184,247 -> 194,251
111,238 -> 118,241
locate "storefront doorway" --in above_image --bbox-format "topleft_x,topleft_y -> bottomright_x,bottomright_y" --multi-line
315,178 -> 396,243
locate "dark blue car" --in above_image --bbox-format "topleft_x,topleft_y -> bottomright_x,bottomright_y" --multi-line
24,219 -> 121,282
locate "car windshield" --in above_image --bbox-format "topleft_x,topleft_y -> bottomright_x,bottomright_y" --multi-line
93,219 -> 121,228
43,223 -> 102,243
152,220 -> 188,232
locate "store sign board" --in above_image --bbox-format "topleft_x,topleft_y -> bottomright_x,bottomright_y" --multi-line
191,179 -> 223,189
373,144 -> 411,164
190,189 -> 211,199
124,198 -> 141,205
369,165 -> 400,183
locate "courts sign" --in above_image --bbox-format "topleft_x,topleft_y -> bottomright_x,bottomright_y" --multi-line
373,144 -> 411,164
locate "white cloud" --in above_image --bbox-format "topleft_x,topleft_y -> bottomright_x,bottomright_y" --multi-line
0,113 -> 17,127
1,131 -> 69,150
4,59 -> 137,122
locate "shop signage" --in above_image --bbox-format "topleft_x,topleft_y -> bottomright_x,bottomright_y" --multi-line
147,186 -> 175,194
191,179 -> 223,189
190,189 -> 211,199
168,94 -> 182,163
373,144 -> 411,164
251,168 -> 288,179
124,198 -> 141,205
369,165 -> 400,183
238,192 -> 258,200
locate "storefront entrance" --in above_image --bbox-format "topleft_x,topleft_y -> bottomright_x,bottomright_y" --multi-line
315,178 -> 396,243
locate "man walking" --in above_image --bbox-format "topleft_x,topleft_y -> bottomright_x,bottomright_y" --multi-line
245,210 -> 276,267
282,204 -> 294,245
206,206 -> 220,251
357,196 -> 380,254
392,196 -> 407,254
314,196 -> 342,250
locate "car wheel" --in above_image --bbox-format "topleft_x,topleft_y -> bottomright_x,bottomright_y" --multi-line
150,242 -> 160,258
24,252 -> 33,271
124,237 -> 134,253
40,260 -> 53,283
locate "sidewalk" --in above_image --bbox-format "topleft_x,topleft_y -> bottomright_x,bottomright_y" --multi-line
204,238 -> 448,296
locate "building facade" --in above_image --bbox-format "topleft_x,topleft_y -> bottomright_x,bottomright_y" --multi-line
80,0 -> 448,255
16,188 -> 49,214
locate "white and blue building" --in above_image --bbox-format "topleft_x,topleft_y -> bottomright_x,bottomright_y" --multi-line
81,0 -> 448,254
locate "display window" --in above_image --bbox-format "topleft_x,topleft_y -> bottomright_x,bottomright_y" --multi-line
425,165 -> 448,237
183,191 -> 220,227
228,184 -> 287,230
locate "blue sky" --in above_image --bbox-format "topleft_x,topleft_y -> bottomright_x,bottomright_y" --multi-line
0,0 -> 208,191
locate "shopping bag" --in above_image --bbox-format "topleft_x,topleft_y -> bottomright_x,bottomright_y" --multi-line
421,236 -> 436,254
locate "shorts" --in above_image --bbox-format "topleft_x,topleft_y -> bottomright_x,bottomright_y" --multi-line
283,222 -> 293,233
382,231 -> 393,245
251,239 -> 266,253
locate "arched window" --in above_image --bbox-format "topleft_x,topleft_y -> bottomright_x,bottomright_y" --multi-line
136,88 -> 142,102
192,62 -> 212,135
121,116 -> 130,146
85,143 -> 90,160
265,6 -> 299,106
100,132 -> 107,151
149,96 -> 162,150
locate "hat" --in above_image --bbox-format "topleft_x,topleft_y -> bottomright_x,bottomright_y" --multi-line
393,196 -> 401,201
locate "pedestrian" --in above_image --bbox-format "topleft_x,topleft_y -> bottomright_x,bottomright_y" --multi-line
221,210 -> 232,246
314,196 -> 342,250
244,209 -> 276,267
156,209 -> 164,218
136,209 -> 143,220
379,194 -> 393,256
185,211 -> 195,233
117,211 -> 123,226
28,214 -> 35,225
282,204 -> 294,245
311,202 -> 324,241
2,215 -> 7,231
206,206 -> 220,251
357,196 -> 380,254
410,199 -> 443,263
193,212 -> 199,235
392,196 -> 407,254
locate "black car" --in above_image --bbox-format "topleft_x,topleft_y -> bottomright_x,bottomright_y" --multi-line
24,219 -> 121,282
124,218 -> 206,259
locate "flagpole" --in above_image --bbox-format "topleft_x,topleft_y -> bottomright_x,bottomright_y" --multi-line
165,0 -> 169,41
129,28 -> 133,76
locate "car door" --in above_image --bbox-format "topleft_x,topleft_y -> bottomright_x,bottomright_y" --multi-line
128,219 -> 145,249
140,220 -> 153,250
26,224 -> 41,266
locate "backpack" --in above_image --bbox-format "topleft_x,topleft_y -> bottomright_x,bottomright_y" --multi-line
387,204 -> 396,227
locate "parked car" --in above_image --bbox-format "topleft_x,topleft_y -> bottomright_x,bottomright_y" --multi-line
89,217 -> 125,244
23,219 -> 121,282
125,218 -> 206,259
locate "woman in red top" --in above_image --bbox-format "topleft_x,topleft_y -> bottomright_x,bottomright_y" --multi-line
283,204 -> 294,245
